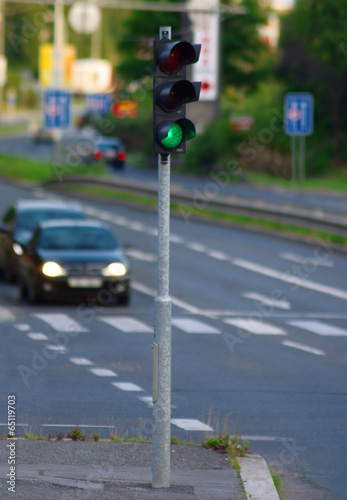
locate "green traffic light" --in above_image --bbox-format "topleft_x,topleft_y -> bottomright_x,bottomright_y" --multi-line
161,122 -> 183,148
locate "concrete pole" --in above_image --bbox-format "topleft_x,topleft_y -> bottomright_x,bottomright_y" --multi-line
152,151 -> 172,489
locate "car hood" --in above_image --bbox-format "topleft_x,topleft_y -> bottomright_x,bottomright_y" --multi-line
37,248 -> 128,266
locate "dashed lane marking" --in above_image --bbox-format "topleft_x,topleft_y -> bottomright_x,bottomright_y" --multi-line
280,252 -> 334,267
282,340 -> 326,356
287,320 -> 347,337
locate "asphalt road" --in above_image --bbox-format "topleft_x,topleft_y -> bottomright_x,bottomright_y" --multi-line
0,133 -> 347,217
0,179 -> 346,499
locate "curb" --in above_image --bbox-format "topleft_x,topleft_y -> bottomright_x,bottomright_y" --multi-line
239,454 -> 280,500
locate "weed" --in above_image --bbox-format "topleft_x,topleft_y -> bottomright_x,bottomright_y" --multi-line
56,432 -> 64,441
24,428 -> 35,440
67,425 -> 87,441
93,432 -> 100,442
202,428 -> 250,461
269,468 -> 286,500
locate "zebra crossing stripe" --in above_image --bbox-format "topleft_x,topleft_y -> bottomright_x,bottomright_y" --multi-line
225,318 -> 287,335
282,340 -> 326,356
27,333 -> 49,340
172,318 -> 221,334
288,320 -> 347,337
111,382 -> 144,392
100,316 -> 152,333
89,368 -> 118,377
70,357 -> 94,366
34,314 -> 88,333
171,419 -> 214,432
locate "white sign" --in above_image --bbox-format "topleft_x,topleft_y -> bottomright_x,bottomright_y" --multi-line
0,55 -> 7,86
68,2 -> 101,34
189,0 -> 219,101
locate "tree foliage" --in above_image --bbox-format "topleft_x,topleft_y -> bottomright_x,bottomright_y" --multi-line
278,0 -> 347,161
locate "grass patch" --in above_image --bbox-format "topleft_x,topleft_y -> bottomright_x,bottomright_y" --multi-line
269,468 -> 286,500
249,169 -> 347,192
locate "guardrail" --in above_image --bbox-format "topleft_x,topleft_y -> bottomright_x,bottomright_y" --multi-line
43,175 -> 347,237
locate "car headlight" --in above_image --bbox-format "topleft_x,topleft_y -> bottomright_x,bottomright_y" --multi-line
102,262 -> 127,277
13,243 -> 23,256
42,262 -> 67,277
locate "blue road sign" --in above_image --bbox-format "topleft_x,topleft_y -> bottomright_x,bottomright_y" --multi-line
85,94 -> 112,116
284,93 -> 314,136
43,90 -> 71,129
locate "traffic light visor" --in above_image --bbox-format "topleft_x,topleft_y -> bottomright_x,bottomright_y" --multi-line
159,42 -> 201,74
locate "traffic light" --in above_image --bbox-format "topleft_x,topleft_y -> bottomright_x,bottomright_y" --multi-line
153,39 -> 201,154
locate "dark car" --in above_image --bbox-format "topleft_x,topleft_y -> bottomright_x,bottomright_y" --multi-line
18,219 -> 130,305
93,137 -> 126,170
0,199 -> 85,282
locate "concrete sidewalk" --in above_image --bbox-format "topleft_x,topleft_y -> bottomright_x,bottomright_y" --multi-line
0,440 -> 279,499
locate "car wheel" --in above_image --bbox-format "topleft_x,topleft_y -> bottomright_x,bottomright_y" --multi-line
18,278 -> 28,300
118,291 -> 130,306
28,280 -> 43,304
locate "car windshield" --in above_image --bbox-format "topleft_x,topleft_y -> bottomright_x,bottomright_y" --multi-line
38,226 -> 118,250
16,209 -> 83,231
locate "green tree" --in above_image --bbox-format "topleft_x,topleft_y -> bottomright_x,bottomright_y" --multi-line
278,0 -> 347,161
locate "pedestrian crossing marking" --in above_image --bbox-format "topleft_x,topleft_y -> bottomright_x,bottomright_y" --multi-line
172,318 -> 221,334
27,333 -> 49,340
100,316 -> 152,333
111,382 -> 144,392
287,320 -> 347,337
126,249 -> 157,262
89,368 -> 118,377
70,357 -> 94,366
15,324 -> 31,331
171,419 -> 214,432
224,318 -> 287,335
34,314 -> 88,333
243,292 -> 291,310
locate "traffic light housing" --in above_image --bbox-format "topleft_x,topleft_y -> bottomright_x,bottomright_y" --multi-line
153,39 -> 201,154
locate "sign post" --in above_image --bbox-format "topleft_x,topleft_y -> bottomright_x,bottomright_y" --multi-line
284,92 -> 314,182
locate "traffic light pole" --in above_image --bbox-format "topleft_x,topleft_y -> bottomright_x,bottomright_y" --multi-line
153,151 -> 172,488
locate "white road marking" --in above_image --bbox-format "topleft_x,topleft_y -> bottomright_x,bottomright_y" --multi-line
100,316 -> 152,333
15,324 -> 31,331
243,292 -> 291,310
138,396 -> 153,408
46,345 -> 67,352
186,242 -> 207,252
41,424 -> 116,428
89,368 -> 118,377
70,357 -> 94,366
172,318 -> 221,334
171,419 -> 214,432
169,234 -> 183,244
233,258 -> 347,301
132,281 -> 202,314
224,318 -> 287,335
34,314 -> 88,333
207,250 -> 230,261
126,249 -> 157,262
127,222 -> 146,231
27,333 -> 49,340
111,382 -> 144,391
282,340 -> 326,356
287,320 -> 347,337
280,252 -> 334,267
242,435 -> 293,442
